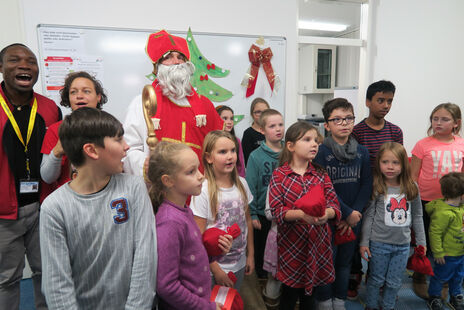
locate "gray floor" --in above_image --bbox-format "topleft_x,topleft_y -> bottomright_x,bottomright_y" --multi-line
19,271 -> 443,309
238,270 -> 433,310
353,271 -> 429,310
236,272 -> 436,310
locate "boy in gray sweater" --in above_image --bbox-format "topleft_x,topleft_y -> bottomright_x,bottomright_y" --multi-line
40,108 -> 156,310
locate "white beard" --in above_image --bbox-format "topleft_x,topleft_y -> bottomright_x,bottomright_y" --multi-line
157,62 -> 195,99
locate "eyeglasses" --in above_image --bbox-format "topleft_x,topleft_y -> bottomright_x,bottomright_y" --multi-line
327,116 -> 355,125
253,110 -> 265,115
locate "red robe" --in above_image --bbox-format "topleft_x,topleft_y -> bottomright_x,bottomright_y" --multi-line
151,80 -> 224,171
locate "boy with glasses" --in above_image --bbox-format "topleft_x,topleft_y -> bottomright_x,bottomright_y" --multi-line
314,98 -> 372,310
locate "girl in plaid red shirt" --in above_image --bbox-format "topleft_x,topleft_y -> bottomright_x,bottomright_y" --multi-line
269,121 -> 341,310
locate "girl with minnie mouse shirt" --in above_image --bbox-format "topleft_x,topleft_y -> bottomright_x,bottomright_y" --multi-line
359,142 -> 425,310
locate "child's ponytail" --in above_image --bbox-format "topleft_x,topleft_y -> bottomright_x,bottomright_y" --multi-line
147,141 -> 191,213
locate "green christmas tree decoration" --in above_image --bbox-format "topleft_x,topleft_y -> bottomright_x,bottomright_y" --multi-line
233,115 -> 244,126
187,28 -> 233,102
146,73 -> 156,81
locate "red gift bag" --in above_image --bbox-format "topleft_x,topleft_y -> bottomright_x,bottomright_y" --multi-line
406,245 -> 434,276
211,286 -> 243,310
203,223 -> 241,257
334,226 -> 356,245
294,184 -> 326,217
211,272 -> 243,310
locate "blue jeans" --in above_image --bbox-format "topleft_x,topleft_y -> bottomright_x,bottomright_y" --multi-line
428,255 -> 464,298
366,241 -> 409,310
316,223 -> 361,301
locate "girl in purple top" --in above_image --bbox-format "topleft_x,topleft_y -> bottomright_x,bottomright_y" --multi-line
148,142 -> 232,310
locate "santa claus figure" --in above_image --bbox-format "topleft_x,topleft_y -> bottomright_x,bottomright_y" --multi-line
123,30 -> 224,175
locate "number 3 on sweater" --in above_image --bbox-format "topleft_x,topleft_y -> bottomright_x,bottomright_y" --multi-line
110,198 -> 130,224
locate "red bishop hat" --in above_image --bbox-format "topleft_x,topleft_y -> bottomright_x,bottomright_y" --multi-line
145,29 -> 190,64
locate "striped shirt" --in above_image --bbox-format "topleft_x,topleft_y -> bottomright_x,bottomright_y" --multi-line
352,119 -> 403,167
40,173 -> 157,310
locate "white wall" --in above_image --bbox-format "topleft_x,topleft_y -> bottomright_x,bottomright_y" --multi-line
0,1 -> 24,43
4,0 -> 464,154
367,0 -> 464,153
336,30 -> 360,88
298,0 -> 360,37
4,0 -> 299,126
0,0 -> 26,83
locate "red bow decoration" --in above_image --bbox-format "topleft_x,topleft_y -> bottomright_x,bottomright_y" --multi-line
202,223 -> 241,257
334,226 -> 357,245
294,184 -> 326,218
388,197 -> 407,212
207,63 -> 216,70
245,44 -> 276,98
406,245 -> 434,276
200,74 -> 209,81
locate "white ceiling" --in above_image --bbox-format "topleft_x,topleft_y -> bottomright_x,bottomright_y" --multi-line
299,0 -> 363,37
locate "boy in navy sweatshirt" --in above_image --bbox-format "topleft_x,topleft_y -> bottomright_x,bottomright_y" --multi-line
314,98 -> 372,310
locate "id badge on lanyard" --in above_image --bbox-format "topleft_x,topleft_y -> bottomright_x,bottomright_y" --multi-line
0,94 -> 39,194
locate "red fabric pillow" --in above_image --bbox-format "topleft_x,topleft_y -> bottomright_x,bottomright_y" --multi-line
406,245 -> 434,276
203,223 -> 241,257
294,184 -> 326,217
334,226 -> 356,245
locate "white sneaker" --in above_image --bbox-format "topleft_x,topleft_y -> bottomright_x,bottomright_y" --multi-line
317,299 -> 333,310
332,298 -> 346,310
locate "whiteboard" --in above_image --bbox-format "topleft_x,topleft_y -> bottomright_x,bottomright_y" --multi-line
36,24 -> 286,139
